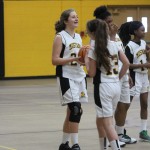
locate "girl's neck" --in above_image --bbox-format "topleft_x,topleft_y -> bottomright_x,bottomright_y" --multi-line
65,28 -> 75,38
132,37 -> 141,42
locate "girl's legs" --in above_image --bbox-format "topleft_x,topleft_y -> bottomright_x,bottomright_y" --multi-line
68,102 -> 82,150
59,107 -> 71,150
62,107 -> 71,143
140,92 -> 148,121
69,121 -> 79,146
59,104 -> 81,150
96,117 -> 108,150
97,117 -> 121,150
139,92 -> 150,141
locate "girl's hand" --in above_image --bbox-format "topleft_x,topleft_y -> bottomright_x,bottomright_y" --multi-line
109,24 -> 118,35
144,45 -> 150,54
71,56 -> 85,66
77,59 -> 85,66
144,49 -> 150,54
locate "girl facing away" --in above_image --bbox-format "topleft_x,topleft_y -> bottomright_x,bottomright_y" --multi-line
85,19 -> 129,150
119,21 -> 150,142
93,5 -> 137,146
52,9 -> 88,150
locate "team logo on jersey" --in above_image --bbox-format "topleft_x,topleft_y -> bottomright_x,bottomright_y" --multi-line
136,49 -> 144,58
80,91 -> 85,97
69,43 -> 81,50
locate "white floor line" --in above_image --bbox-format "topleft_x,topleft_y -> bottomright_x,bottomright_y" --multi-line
0,145 -> 16,150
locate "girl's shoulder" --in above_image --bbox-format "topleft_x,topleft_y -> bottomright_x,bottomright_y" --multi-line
57,30 -> 65,36
56,31 -> 66,44
141,39 -> 146,45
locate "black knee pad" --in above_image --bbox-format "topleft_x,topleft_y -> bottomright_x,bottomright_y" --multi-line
68,102 -> 83,123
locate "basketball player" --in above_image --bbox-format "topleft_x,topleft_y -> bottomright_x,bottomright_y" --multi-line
93,5 -> 137,145
119,21 -> 150,142
52,9 -> 88,150
85,18 -> 129,150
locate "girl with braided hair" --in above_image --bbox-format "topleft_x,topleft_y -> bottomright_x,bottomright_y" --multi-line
119,21 -> 150,142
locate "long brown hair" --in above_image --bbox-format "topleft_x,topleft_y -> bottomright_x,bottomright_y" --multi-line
87,19 -> 111,71
55,9 -> 75,34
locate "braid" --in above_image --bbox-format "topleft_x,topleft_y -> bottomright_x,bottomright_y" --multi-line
119,21 -> 143,46
118,22 -> 131,47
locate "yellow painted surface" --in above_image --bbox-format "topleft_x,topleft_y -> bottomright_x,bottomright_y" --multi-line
4,1 -> 61,77
4,0 -> 150,5
4,0 -> 150,77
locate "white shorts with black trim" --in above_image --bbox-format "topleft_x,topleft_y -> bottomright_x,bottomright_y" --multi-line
94,82 -> 121,118
119,74 -> 130,104
57,77 -> 88,106
130,72 -> 150,97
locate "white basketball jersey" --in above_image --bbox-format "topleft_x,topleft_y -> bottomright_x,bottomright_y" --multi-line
88,40 -> 120,83
127,40 -> 148,73
115,34 -> 125,70
56,30 -> 86,82
91,35 -> 124,72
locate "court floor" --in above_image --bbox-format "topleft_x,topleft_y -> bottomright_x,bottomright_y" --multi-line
0,78 -> 150,150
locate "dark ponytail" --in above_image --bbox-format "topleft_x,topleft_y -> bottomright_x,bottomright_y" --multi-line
118,22 -> 131,47
87,19 -> 111,72
119,21 -> 143,46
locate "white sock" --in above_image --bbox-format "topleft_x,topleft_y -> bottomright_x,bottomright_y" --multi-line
99,137 -> 108,150
71,133 -> 78,145
62,132 -> 71,144
115,125 -> 124,135
110,140 -> 121,150
141,119 -> 147,131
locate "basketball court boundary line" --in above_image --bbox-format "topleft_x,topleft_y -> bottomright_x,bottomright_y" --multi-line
0,145 -> 16,150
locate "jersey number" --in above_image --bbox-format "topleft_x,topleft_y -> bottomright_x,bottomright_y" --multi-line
70,53 -> 77,66
107,54 -> 118,75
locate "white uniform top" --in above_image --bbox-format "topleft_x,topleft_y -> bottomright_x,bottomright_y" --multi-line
91,35 -> 129,82
127,40 -> 148,73
56,30 -> 86,82
115,34 -> 129,81
115,34 -> 125,71
91,35 -> 125,71
88,40 -> 120,83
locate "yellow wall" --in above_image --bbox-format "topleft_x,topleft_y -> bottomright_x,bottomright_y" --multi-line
4,0 -> 150,5
4,1 -> 61,77
4,0 -> 150,77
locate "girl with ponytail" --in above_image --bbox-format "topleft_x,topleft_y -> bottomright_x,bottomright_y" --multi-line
119,21 -> 150,142
93,6 -> 137,146
85,19 -> 129,150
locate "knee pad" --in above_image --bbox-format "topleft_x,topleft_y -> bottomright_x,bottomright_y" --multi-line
68,102 -> 83,123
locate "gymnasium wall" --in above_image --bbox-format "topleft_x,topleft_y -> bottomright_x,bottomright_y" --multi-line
1,0 -> 150,78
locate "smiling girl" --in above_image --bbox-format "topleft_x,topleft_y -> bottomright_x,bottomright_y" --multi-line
52,9 -> 88,150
